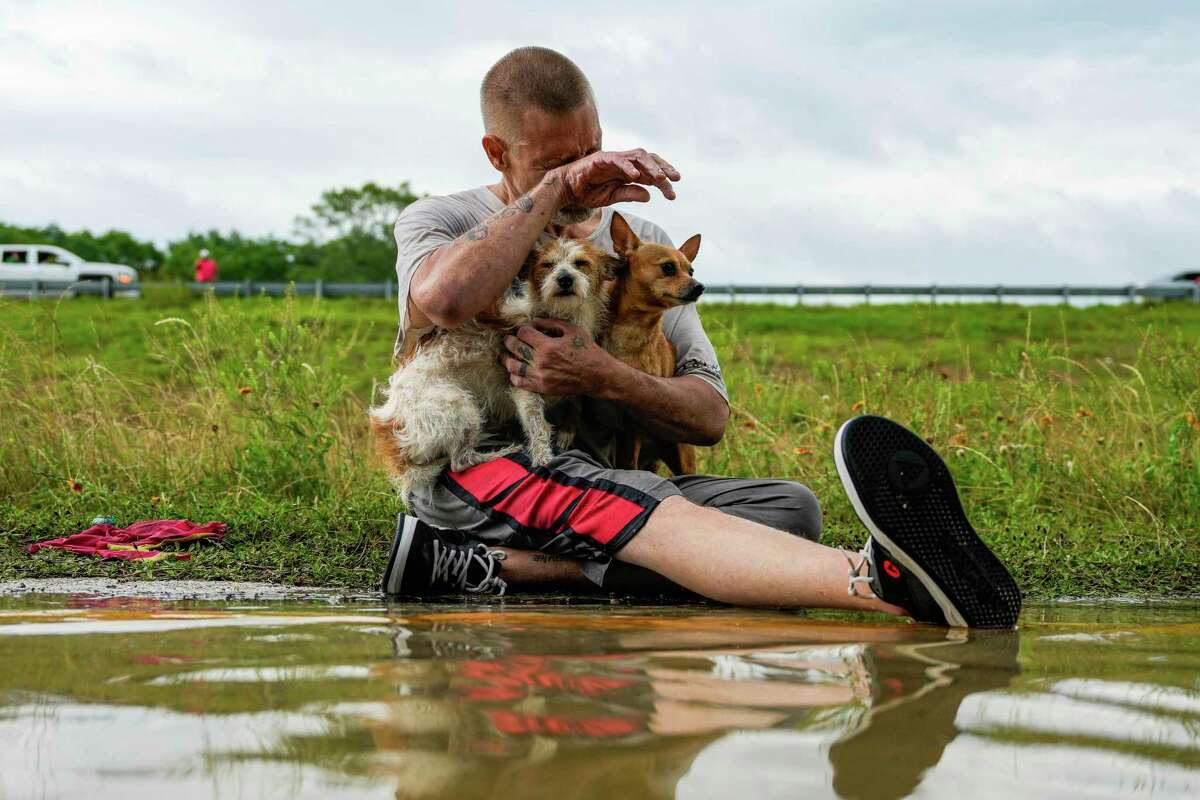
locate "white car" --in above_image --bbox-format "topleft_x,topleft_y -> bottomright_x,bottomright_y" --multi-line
0,243 -> 139,295
1142,270 -> 1200,301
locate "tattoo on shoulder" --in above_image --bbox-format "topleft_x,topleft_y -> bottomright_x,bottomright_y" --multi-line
516,194 -> 534,213
571,335 -> 586,349
466,224 -> 489,241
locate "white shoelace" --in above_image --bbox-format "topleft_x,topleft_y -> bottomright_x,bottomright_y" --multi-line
431,540 -> 508,595
843,543 -> 876,599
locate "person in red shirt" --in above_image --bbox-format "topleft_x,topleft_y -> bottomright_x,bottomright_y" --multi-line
194,249 -> 218,282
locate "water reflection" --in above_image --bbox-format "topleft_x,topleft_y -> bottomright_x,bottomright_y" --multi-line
346,615 -> 1022,800
0,598 -> 1198,799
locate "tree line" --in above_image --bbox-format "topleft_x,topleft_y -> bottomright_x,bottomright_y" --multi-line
0,182 -> 421,282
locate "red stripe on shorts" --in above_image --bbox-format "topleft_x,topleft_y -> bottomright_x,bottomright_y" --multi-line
491,472 -> 581,530
567,488 -> 644,545
444,457 -> 645,547
448,456 -> 530,503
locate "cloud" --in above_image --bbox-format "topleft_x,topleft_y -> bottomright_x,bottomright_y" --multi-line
1,0 -> 1198,283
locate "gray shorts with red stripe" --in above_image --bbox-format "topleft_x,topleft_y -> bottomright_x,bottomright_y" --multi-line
407,449 -> 823,588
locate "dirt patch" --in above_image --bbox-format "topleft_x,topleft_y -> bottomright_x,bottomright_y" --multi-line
0,578 -> 372,602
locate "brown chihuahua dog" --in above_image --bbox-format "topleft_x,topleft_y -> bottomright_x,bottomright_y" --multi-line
605,212 -> 705,475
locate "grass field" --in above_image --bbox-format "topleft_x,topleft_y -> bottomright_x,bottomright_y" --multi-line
2,287 -> 1198,597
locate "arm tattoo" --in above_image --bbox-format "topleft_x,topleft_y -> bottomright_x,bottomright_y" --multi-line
462,194 -> 536,244
571,335 -> 586,349
532,553 -> 573,563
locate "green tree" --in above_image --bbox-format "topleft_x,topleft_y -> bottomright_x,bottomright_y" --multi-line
163,232 -> 300,282
292,182 -> 422,281
3,180 -> 424,284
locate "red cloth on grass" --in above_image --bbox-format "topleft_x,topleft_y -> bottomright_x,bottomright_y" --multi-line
27,519 -> 226,561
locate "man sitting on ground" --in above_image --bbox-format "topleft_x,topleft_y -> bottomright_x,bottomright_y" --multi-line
381,47 -> 1020,628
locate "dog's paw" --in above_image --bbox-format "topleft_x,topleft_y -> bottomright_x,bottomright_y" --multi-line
449,450 -> 487,472
450,445 -> 521,472
554,429 -> 576,451
526,442 -> 554,467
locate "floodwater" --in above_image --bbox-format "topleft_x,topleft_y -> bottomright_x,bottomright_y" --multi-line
1,596 -> 1197,799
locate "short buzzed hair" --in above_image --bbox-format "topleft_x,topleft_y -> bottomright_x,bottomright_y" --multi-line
480,47 -> 594,141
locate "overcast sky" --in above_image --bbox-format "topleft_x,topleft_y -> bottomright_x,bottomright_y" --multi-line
2,0 -> 1198,284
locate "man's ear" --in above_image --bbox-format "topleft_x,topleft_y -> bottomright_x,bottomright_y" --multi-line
609,212 -> 640,257
482,134 -> 507,171
678,234 -> 701,263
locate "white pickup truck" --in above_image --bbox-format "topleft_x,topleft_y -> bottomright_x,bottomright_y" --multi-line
0,243 -> 139,295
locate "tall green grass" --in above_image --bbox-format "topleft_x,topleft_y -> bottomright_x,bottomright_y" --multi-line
1,289 -> 1197,595
0,292 -> 391,586
700,303 -> 1200,595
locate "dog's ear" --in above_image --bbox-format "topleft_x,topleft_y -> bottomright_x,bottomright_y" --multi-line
609,212 -> 640,257
678,234 -> 701,263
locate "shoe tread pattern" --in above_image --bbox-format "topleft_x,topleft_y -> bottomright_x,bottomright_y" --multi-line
842,416 -> 1022,628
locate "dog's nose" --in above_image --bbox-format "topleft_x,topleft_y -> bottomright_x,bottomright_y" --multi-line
686,281 -> 706,301
556,273 -> 575,290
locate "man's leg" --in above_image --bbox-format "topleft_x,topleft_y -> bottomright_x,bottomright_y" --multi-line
670,474 -> 822,541
485,491 -> 896,612
597,474 -> 822,595
395,448 -> 676,593
388,423 -> 1019,626
618,496 -> 904,613
494,475 -> 822,593
487,549 -> 593,586
401,448 -> 882,609
616,416 -> 1021,627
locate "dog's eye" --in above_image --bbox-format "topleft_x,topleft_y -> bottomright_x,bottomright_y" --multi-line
573,259 -> 589,268
661,262 -> 677,277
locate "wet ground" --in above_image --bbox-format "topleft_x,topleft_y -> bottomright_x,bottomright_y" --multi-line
1,593 -> 1197,799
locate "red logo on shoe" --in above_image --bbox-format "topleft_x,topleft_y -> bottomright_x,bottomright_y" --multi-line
883,560 -> 902,579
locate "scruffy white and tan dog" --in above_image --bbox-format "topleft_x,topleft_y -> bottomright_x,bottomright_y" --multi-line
370,237 -> 611,493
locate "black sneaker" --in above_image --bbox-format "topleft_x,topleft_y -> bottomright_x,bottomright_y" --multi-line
381,514 -> 507,597
834,415 -> 1022,628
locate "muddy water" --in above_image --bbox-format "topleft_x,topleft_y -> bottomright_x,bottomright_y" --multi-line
0,597 -> 1197,799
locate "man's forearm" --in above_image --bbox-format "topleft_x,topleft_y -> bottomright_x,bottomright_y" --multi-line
594,359 -> 729,446
409,175 -> 564,328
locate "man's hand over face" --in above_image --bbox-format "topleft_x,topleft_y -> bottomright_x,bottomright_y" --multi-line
551,149 -> 681,208
501,318 -> 614,396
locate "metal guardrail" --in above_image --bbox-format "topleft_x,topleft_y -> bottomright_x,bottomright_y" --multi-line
707,283 -> 1200,303
187,279 -> 397,299
2,279 -> 1198,303
0,279 -> 396,300
0,279 -> 138,299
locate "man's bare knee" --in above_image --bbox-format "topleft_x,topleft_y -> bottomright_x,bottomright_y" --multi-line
616,495 -> 698,566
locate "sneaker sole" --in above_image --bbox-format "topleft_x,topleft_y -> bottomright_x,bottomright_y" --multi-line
834,415 -> 1022,629
381,514 -> 418,595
